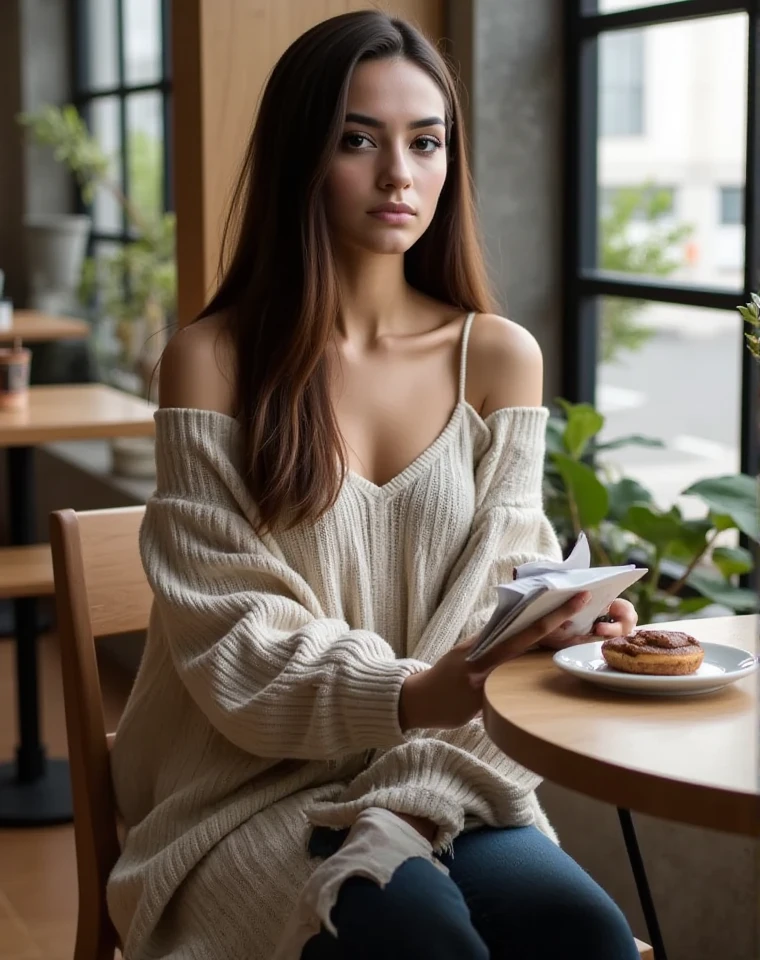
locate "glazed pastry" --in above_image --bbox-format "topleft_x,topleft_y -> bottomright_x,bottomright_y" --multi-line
601,629 -> 704,676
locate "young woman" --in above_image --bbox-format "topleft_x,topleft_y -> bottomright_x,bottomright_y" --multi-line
108,10 -> 640,959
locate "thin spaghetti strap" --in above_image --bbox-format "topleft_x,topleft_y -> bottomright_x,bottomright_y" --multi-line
458,311 -> 477,403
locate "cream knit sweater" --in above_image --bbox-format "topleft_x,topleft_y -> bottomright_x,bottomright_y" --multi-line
107,317 -> 563,959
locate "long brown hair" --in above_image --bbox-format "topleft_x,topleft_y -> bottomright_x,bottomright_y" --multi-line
198,9 -> 496,533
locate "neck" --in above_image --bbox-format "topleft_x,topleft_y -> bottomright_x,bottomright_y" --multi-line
333,250 -> 414,344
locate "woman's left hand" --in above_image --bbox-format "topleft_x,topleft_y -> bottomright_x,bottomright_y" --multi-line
538,598 -> 638,651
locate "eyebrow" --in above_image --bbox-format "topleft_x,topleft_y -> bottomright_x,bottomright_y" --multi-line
344,112 -> 446,130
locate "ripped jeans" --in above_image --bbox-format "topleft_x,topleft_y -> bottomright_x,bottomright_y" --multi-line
299,814 -> 640,960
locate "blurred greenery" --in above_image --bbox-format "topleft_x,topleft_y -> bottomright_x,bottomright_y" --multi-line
600,183 -> 693,365
738,293 -> 760,362
545,399 -> 758,625
128,129 -> 163,223
18,104 -> 175,400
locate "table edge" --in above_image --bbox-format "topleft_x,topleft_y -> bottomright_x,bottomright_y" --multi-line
482,697 -> 760,837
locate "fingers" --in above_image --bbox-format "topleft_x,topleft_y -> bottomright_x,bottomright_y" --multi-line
592,598 -> 638,637
525,591 -> 591,647
472,591 -> 592,676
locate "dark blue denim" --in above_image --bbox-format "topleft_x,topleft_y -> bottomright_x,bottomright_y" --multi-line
301,822 -> 641,959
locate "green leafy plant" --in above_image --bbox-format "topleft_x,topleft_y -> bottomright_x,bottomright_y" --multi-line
545,399 -> 758,625
600,183 -> 693,364
17,104 -> 175,399
738,293 -> 760,362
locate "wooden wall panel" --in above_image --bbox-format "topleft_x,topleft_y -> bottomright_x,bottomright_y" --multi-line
172,0 -> 445,326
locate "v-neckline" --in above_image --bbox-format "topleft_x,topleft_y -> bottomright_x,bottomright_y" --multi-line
343,401 -> 468,497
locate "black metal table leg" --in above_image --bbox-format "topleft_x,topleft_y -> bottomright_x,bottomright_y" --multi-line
0,445 -> 72,826
618,807 -> 667,960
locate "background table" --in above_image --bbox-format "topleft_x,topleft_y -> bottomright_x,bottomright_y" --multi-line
482,614 -> 759,960
0,310 -> 90,344
0,384 -> 155,827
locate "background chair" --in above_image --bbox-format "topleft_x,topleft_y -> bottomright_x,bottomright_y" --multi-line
50,505 -> 150,960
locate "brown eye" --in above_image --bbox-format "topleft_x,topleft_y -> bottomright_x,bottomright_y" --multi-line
342,133 -> 373,150
412,136 -> 443,154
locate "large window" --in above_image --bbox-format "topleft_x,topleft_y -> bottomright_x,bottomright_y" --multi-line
72,0 -> 172,254
563,0 -> 759,509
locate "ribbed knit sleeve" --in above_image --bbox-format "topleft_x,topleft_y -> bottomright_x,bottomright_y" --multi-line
142,408 -> 430,761
306,406 -> 562,850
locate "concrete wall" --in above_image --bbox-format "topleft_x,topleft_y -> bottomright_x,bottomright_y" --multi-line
447,0 -> 565,399
447,3 -> 760,957
0,0 -> 72,306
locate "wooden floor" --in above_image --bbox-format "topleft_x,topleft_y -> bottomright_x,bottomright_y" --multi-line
0,633 -> 130,959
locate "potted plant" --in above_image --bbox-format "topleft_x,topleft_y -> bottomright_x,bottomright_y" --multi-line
17,107 -> 96,316
18,104 -> 176,478
544,399 -> 758,625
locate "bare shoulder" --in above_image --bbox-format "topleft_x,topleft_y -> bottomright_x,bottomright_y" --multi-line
159,313 -> 236,415
467,313 -> 543,416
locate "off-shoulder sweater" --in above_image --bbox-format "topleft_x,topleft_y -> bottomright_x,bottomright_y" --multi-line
107,313 -> 563,958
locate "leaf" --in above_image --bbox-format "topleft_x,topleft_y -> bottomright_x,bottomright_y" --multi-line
711,545 -> 754,579
552,453 -> 609,528
545,417 -> 565,456
752,292 -> 760,310
710,512 -> 737,532
607,477 -> 653,522
682,475 -> 759,540
594,434 -> 665,453
686,570 -> 759,611
675,518 -> 713,554
621,504 -> 683,550
672,596 -> 714,615
559,402 -> 605,460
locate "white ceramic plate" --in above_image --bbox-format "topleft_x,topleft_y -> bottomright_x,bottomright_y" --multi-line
553,640 -> 759,696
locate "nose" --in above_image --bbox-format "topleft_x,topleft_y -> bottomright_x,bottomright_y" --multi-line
377,144 -> 412,191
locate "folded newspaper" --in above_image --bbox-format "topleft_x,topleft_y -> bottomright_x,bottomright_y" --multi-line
465,532 -> 647,662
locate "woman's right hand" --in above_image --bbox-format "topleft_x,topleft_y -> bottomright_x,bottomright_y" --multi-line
399,591 -> 591,731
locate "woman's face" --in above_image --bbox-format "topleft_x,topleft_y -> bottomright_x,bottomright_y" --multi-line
323,57 -> 449,256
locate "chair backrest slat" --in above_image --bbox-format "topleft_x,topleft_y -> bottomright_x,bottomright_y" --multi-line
50,505 -> 149,960
76,507 -> 153,637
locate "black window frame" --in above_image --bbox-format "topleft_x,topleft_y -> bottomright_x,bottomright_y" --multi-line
562,0 -> 760,486
70,0 -> 173,246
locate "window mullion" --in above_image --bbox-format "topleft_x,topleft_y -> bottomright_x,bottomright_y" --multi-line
563,1 -> 599,404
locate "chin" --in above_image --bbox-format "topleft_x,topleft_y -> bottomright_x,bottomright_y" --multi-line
352,227 -> 423,256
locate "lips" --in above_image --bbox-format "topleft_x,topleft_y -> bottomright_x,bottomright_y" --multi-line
367,202 -> 416,225
368,202 -> 416,215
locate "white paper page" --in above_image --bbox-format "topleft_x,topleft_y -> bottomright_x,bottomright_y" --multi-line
515,531 -> 591,579
467,566 -> 647,661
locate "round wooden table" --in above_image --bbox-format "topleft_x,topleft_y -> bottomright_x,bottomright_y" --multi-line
482,614 -> 759,960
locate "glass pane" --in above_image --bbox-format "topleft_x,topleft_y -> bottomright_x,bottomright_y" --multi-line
597,15 -> 748,290
89,98 -> 123,233
124,0 -> 162,85
597,300 -> 742,514
126,92 -> 164,221
85,0 -> 119,90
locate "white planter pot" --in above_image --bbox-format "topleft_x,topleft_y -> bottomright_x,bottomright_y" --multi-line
24,214 -> 91,315
0,300 -> 12,332
110,435 -> 156,479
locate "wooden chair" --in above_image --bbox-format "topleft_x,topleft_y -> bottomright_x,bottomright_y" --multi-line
49,504 -> 654,960
50,506 -> 150,960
